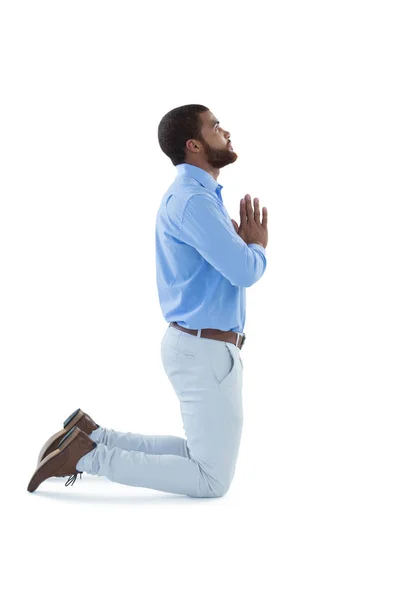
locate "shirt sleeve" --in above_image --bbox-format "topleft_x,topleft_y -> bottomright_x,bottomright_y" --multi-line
178,194 -> 267,287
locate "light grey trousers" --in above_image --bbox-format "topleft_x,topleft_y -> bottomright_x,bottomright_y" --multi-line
76,324 -> 244,497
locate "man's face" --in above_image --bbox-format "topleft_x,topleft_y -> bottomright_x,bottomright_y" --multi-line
189,110 -> 238,168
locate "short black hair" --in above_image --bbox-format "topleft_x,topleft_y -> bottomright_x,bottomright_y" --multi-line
157,104 -> 209,166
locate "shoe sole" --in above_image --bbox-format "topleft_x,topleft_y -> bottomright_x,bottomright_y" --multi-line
36,408 -> 83,466
28,425 -> 89,493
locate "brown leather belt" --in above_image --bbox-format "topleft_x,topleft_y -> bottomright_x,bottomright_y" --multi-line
169,322 -> 246,350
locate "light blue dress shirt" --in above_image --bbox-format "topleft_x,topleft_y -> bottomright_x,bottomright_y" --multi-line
155,163 -> 267,333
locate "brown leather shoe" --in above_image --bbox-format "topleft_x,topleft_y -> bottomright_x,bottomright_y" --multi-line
37,408 -> 99,465
28,426 -> 96,493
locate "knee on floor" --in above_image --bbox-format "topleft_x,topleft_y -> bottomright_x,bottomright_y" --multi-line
191,460 -> 233,498
189,487 -> 228,499
203,475 -> 232,498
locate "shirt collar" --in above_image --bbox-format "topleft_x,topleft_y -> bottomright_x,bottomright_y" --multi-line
175,163 -> 223,198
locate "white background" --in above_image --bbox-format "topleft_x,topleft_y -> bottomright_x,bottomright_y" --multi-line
1,1 -> 399,598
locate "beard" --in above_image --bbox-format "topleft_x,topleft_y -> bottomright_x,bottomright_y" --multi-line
201,138 -> 238,168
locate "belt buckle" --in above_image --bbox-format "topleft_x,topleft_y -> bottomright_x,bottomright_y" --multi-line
236,332 -> 245,348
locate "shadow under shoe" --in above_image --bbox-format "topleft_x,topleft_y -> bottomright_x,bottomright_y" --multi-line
28,426 -> 97,493
37,408 -> 99,466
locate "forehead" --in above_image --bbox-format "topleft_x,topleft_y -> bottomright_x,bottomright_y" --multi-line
201,111 -> 217,126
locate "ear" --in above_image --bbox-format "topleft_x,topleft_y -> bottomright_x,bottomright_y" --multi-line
186,140 -> 200,152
